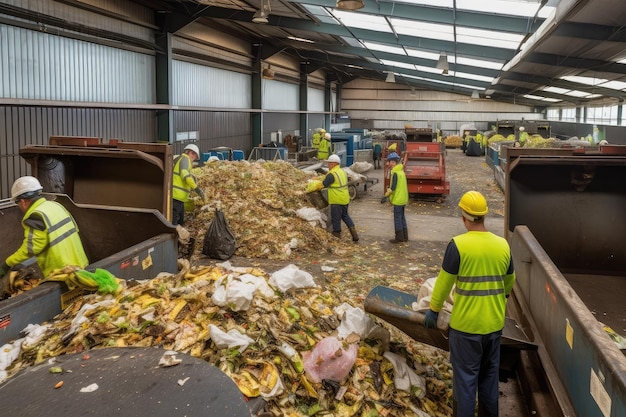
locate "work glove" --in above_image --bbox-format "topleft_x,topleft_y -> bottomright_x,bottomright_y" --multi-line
380,196 -> 388,204
195,187 -> 206,202
423,309 -> 439,329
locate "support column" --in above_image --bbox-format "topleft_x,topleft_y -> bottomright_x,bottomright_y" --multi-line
299,62 -> 309,148
156,33 -> 173,143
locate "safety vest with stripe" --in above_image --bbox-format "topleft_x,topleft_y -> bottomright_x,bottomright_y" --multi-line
317,138 -> 331,160
6,198 -> 89,277
172,153 -> 197,203
389,164 -> 408,206
327,165 -> 350,205
431,231 -> 515,334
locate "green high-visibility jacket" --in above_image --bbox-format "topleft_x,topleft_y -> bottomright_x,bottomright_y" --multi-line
326,165 -> 350,205
173,153 -> 198,203
317,138 -> 331,160
389,164 -> 408,206
430,230 -> 515,334
6,198 -> 89,277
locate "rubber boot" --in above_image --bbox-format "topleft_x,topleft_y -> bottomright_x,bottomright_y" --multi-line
389,230 -> 403,243
348,226 -> 359,242
402,228 -> 409,242
332,231 -> 341,238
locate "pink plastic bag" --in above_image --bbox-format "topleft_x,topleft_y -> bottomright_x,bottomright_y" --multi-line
302,336 -> 357,383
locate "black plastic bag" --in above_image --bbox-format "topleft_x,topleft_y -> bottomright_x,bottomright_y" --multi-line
202,209 -> 236,260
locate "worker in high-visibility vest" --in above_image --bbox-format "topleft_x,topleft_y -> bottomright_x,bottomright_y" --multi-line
172,144 -> 206,226
317,133 -> 332,160
1,176 -> 89,298
424,191 -> 515,417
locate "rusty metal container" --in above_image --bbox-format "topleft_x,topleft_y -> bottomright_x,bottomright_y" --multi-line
20,137 -> 173,222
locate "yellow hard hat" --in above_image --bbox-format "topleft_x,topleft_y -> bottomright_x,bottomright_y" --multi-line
388,143 -> 397,151
458,191 -> 488,217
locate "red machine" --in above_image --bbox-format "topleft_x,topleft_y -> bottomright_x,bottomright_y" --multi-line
384,129 -> 450,202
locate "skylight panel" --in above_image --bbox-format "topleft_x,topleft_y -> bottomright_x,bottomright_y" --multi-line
600,80 -> 626,91
391,18 -> 454,42
452,71 -> 494,83
406,49 -> 447,62
543,86 -> 569,95
380,60 -> 416,70
393,0 -> 454,7
415,65 -> 445,75
524,94 -> 562,102
363,42 -> 407,56
332,10 -> 392,33
564,90 -> 593,98
456,27 -> 524,50
456,0 -> 541,17
455,56 -> 503,70
560,75 -> 607,86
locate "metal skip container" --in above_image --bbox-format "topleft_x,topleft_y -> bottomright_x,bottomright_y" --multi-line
0,139 -> 178,346
503,145 -> 626,417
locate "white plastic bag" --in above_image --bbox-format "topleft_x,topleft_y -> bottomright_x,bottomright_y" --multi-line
296,207 -> 327,228
269,264 -> 317,292
212,273 -> 275,311
383,351 -> 426,397
209,324 -> 254,352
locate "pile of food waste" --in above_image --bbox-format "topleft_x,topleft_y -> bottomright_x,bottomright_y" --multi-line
187,160 -> 357,260
1,261 -> 453,417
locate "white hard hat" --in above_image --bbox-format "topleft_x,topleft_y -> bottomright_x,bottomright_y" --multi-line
327,154 -> 341,164
519,126 -> 525,132
207,156 -> 220,162
324,133 -> 331,140
11,176 -> 43,201
184,144 -> 200,157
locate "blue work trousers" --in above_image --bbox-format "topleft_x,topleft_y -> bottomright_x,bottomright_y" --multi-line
449,328 -> 501,417
330,204 -> 355,232
393,205 -> 407,232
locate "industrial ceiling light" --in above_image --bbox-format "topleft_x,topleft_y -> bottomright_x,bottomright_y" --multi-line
471,90 -> 480,99
252,0 -> 271,24
336,0 -> 364,11
385,72 -> 395,83
436,52 -> 449,74
262,64 -> 275,80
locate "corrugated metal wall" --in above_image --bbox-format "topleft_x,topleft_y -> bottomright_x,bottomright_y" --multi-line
0,106 -> 155,198
307,88 -> 325,111
263,80 -> 299,111
172,111 -> 251,156
0,25 -> 155,103
173,60 -> 251,108
341,79 -> 542,133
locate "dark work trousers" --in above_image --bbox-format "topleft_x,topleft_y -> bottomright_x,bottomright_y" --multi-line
330,204 -> 355,232
172,199 -> 185,226
393,205 -> 407,232
449,328 -> 501,417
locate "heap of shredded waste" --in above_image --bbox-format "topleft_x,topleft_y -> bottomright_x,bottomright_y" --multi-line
187,160 -> 354,260
2,262 -> 453,417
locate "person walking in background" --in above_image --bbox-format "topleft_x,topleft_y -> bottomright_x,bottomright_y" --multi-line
172,143 -> 206,226
380,152 -> 408,243
372,142 -> 382,169
323,154 -> 359,242
423,190 -> 516,417
0,176 -> 89,298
